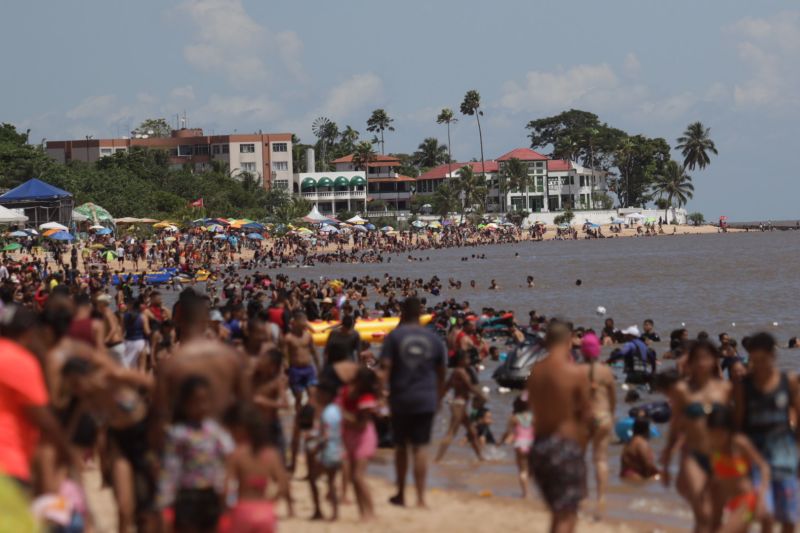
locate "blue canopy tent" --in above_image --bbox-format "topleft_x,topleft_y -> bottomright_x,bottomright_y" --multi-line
0,178 -> 73,228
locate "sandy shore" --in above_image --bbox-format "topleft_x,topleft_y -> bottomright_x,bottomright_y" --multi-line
80,465 -> 675,533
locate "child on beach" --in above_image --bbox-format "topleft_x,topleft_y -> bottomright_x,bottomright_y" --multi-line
317,380 -> 344,520
158,375 -> 234,533
706,405 -> 770,532
297,403 -> 325,520
340,367 -> 379,520
620,417 -> 660,482
502,396 -> 534,498
226,407 -> 291,533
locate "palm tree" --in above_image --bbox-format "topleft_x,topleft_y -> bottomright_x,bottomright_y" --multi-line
455,165 -> 487,222
460,90 -> 486,186
436,108 -> 458,182
338,125 -> 360,154
413,137 -> 449,169
433,181 -> 460,218
351,141 -> 376,212
366,109 -> 395,154
676,121 -> 718,171
504,157 -> 530,213
651,160 -> 694,224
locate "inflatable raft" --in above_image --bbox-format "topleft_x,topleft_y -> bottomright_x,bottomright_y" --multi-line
310,314 -> 433,346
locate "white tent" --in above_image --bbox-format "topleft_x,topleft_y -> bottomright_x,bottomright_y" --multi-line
302,205 -> 333,224
40,221 -> 68,230
346,215 -> 367,224
626,213 -> 645,222
0,205 -> 28,224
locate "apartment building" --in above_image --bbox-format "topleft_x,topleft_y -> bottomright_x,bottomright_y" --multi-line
45,128 -> 293,189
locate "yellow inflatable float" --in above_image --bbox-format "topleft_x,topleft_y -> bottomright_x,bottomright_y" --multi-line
310,314 -> 433,346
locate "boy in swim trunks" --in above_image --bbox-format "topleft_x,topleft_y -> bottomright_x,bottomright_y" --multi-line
285,311 -> 318,471
528,322 -> 592,533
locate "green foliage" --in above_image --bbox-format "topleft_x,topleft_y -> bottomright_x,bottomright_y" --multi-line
366,109 -> 394,154
410,193 -> 434,215
455,165 -> 487,219
135,118 -> 171,138
591,191 -> 614,210
687,212 -> 706,226
0,123 -> 57,188
271,196 -> 312,225
676,121 -> 718,171
651,160 -> 694,223
351,142 -> 376,171
553,209 -> 575,225
392,153 -> 419,178
367,199 -> 387,212
413,138 -> 449,169
612,135 -> 671,208
432,181 -> 459,217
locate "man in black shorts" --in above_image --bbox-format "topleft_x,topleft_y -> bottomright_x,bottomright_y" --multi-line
381,296 -> 446,508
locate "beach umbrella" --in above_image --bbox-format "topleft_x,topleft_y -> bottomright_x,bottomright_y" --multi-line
365,223 -> 376,231
427,221 -> 442,228
96,228 -> 112,235
39,221 -> 68,231
352,225 -> 367,233
24,229 -> 38,235
43,228 -> 60,237
206,224 -> 224,232
49,231 -> 74,241
164,225 -> 179,232
89,224 -> 105,230
3,243 -> 22,251
346,215 -> 367,224
297,227 -> 313,234
102,250 -> 117,261
587,223 -> 600,229
247,232 -> 265,240
8,230 -> 28,238
319,225 -> 338,233
411,220 -> 426,228
485,223 -> 499,229
611,218 -> 625,224
164,237 -> 176,243
213,234 -> 227,240
242,222 -> 264,231
645,217 -> 657,224
380,226 -> 394,232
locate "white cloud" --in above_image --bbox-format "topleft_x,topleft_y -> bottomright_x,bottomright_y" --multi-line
170,86 -> 196,102
728,12 -> 800,108
196,94 -> 282,123
66,95 -> 117,120
320,73 -> 384,119
179,0 -> 305,86
498,63 -> 647,114
623,52 -> 640,76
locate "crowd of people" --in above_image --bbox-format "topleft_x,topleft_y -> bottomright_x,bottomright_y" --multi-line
2,225 -> 800,533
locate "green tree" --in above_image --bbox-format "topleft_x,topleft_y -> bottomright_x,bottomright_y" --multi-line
413,137 -> 449,169
291,134 -> 311,174
460,90 -> 486,188
392,153 -> 419,178
135,118 -> 171,138
676,121 -> 718,171
436,108 -> 458,183
337,125 -> 360,155
687,212 -> 705,226
503,157 -> 530,213
366,109 -> 394,154
455,165 -> 487,222
273,196 -> 312,225
351,141 -> 376,172
651,160 -> 694,224
312,117 -> 339,171
432,181 -> 459,217
0,123 -> 56,187
611,135 -> 671,208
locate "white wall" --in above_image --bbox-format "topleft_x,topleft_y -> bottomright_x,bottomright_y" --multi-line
521,207 -> 687,227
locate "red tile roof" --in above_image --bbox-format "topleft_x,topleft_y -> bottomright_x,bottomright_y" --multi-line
417,161 -> 499,180
496,147 -> 548,162
547,159 -> 573,172
332,153 -> 400,164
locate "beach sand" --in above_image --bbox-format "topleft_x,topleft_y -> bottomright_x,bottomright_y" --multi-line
81,465 -> 674,533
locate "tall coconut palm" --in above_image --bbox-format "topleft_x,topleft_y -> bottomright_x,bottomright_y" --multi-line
460,91 -> 486,185
338,125 -> 360,154
676,121 -> 718,171
366,109 -> 395,154
413,137 -> 449,169
436,108 -> 458,181
351,141 -> 376,171
433,180 -> 460,218
504,157 -> 530,213
651,160 -> 694,223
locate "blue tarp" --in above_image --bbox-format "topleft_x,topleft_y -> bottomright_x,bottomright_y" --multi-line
0,178 -> 71,201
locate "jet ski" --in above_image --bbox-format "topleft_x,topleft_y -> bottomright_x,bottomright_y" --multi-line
492,334 -> 547,389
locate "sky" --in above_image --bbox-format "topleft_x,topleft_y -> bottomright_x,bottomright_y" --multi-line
2,0 -> 799,221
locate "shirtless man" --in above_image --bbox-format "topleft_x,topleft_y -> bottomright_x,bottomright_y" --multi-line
97,294 -> 124,363
253,346 -> 290,458
285,311 -> 318,470
528,322 -> 592,533
434,351 -> 486,462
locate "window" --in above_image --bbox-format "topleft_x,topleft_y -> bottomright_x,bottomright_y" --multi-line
240,143 -> 255,153
272,142 -> 288,152
222,144 -> 229,154
100,148 -> 112,156
272,161 -> 288,171
212,145 -> 221,155
178,145 -> 193,156
114,148 -> 126,153
194,144 -> 209,155
241,162 -> 257,172
536,161 -> 544,168
535,177 -> 544,192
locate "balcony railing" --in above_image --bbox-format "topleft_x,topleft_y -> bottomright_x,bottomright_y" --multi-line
302,189 -> 366,200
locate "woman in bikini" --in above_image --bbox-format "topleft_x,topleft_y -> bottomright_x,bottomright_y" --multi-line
662,340 -> 732,533
434,351 -> 486,462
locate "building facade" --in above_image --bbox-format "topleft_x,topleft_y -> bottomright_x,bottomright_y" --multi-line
45,128 -> 293,189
